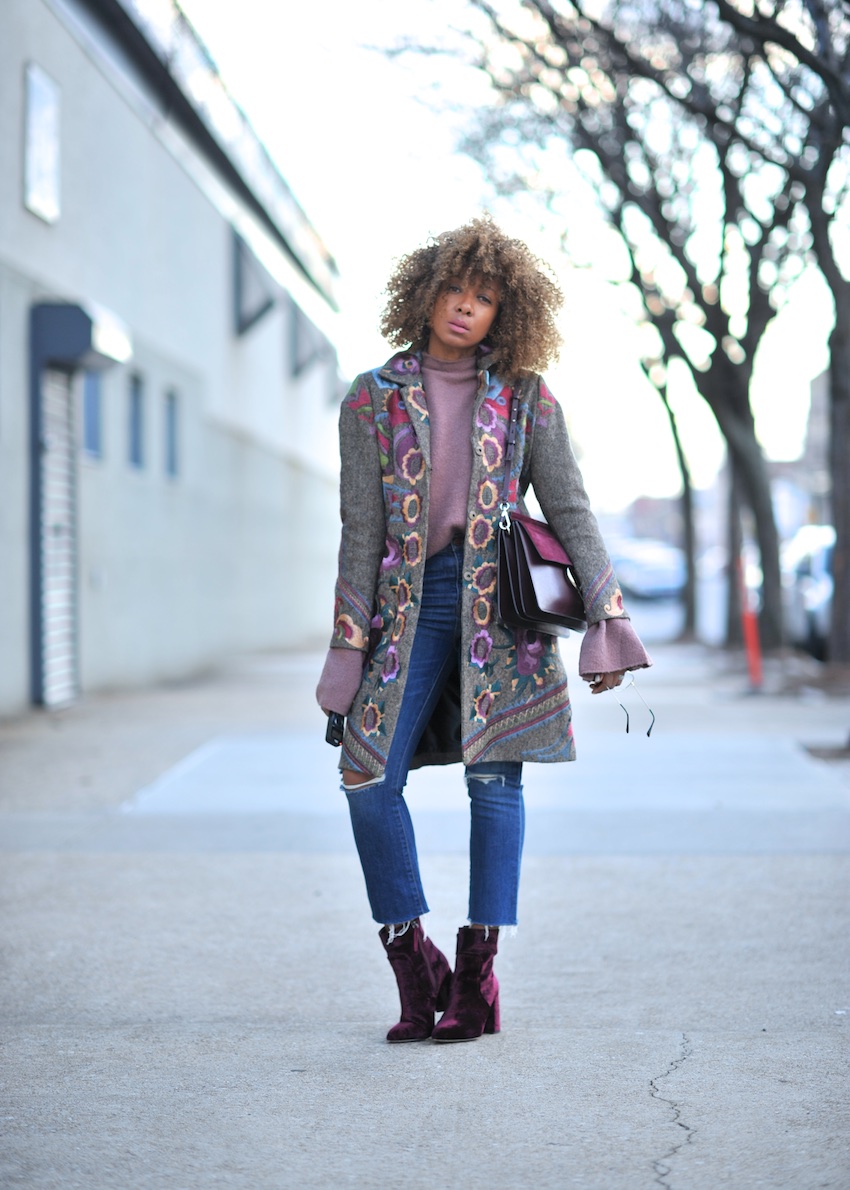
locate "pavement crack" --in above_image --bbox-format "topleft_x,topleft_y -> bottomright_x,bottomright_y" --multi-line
650,1032 -> 696,1189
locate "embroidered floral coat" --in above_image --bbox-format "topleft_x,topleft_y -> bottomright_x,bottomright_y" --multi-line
330,349 -> 627,778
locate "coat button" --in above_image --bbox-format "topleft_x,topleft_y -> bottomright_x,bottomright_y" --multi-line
464,570 -> 472,581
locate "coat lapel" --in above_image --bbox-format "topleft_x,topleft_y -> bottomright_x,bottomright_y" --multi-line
378,353 -> 431,468
378,347 -> 498,473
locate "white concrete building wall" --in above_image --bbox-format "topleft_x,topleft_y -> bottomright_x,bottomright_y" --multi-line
0,0 -> 342,715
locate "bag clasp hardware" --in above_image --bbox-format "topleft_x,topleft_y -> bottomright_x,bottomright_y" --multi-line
498,501 -> 512,532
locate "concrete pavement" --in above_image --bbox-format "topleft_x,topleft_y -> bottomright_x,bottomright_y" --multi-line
1,640 -> 848,1189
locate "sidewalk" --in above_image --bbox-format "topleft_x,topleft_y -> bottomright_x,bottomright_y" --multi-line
1,642 -> 848,1189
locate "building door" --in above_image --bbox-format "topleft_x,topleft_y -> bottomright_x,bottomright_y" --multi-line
37,368 -> 78,706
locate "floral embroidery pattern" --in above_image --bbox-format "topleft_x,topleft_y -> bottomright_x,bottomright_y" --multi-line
473,684 -> 499,723
405,385 -> 428,418
393,577 -> 413,610
399,444 -> 425,486
468,516 -> 494,550
471,563 -> 497,595
480,433 -> 504,473
477,479 -> 499,513
391,613 -> 406,642
389,352 -> 420,375
402,493 -> 421,525
403,533 -> 423,567
347,385 -> 372,420
387,390 -> 409,427
472,596 -> 492,627
381,646 -> 400,684
536,381 -> 557,428
471,629 -> 493,669
375,424 -> 392,474
333,614 -> 368,649
361,700 -> 385,737
604,587 -> 626,617
476,403 -> 497,432
515,630 -> 546,676
380,537 -> 401,572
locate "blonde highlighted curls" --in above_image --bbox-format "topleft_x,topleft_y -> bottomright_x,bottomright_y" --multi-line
380,215 -> 564,381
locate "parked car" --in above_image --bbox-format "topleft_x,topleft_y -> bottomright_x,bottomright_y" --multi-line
608,538 -> 687,600
781,524 -> 835,660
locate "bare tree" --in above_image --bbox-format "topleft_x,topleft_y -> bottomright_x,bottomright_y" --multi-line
701,0 -> 850,661
450,0 -> 817,647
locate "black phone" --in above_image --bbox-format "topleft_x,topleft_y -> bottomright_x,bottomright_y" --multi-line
325,712 -> 345,747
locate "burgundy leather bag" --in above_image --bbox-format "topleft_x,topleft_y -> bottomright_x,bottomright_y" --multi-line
495,395 -> 587,637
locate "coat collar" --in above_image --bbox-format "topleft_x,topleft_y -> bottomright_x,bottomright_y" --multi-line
376,346 -> 501,471
377,345 -> 499,388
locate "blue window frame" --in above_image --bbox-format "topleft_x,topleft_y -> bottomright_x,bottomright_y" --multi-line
128,374 -> 144,468
82,371 -> 102,457
164,389 -> 178,478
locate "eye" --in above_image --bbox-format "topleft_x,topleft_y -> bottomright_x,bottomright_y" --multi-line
479,294 -> 492,305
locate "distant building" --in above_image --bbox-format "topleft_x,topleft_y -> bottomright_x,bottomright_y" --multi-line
1,0 -> 343,715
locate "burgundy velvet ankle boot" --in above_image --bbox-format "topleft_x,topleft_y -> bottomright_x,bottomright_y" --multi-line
431,926 -> 500,1042
379,920 -> 452,1043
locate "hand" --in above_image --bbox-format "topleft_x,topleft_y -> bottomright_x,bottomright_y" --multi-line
588,670 -> 626,694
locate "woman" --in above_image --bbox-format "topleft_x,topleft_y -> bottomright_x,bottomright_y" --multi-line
317,216 -> 650,1043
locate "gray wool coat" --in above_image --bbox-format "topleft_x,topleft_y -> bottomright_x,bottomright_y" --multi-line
330,349 -> 628,778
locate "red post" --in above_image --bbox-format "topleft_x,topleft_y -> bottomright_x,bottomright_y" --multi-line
736,555 -> 763,690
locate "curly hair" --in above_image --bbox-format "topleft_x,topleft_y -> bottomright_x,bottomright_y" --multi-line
379,216 -> 564,381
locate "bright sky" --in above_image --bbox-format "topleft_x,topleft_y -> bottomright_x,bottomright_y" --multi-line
178,0 -> 833,514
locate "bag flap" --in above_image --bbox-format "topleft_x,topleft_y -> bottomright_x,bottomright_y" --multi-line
513,514 -> 572,566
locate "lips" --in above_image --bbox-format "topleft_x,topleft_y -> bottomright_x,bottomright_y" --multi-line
447,320 -> 469,333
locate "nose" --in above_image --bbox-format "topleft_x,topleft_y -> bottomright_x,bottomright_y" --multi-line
455,289 -> 474,313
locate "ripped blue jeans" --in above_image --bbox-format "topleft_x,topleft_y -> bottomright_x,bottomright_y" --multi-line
344,541 -> 525,927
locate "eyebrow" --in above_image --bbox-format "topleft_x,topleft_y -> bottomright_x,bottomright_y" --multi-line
446,278 -> 500,296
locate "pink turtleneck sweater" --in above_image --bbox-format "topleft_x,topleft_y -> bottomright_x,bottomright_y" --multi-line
421,353 -> 479,556
316,356 -> 650,714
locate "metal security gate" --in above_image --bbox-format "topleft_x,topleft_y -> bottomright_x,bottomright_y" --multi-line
30,302 -> 130,707
37,369 -> 78,706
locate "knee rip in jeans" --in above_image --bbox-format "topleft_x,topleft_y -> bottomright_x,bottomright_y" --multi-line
465,770 -> 509,788
341,774 -> 384,792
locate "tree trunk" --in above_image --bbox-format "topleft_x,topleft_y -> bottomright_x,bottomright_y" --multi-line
679,473 -> 697,640
708,406 -> 782,648
726,461 -> 744,647
730,430 -> 783,649
657,385 -> 697,637
827,312 -> 850,663
702,383 -> 784,649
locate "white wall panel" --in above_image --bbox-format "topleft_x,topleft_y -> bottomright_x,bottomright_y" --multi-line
0,0 -> 342,714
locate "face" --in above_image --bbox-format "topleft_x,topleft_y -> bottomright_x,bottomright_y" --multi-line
427,276 -> 501,361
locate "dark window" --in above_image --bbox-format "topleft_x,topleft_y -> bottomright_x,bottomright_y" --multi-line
128,374 -> 144,468
81,371 -> 102,457
233,231 -> 276,335
290,299 -> 331,378
164,389 -> 179,478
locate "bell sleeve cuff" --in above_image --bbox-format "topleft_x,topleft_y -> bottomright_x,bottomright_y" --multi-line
578,618 -> 653,680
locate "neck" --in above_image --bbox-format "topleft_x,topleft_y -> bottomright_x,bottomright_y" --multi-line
426,333 -> 480,362
423,352 -> 477,371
